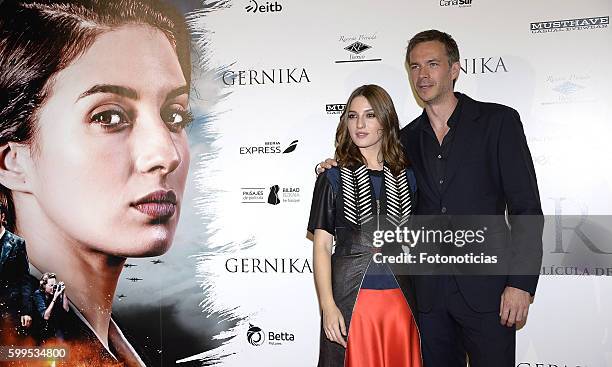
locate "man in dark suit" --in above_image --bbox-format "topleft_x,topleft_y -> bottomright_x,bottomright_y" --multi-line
318,29 -> 543,367
0,206 -> 34,336
401,30 -> 543,367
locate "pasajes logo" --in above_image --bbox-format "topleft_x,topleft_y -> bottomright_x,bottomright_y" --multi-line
336,33 -> 381,63
241,185 -> 301,204
245,0 -> 282,13
440,0 -> 472,8
326,104 -> 346,115
223,68 -> 310,86
460,57 -> 508,74
531,16 -> 608,33
247,323 -> 295,347
247,324 -> 265,346
239,140 -> 298,155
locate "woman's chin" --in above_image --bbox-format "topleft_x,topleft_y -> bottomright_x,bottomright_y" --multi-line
108,230 -> 175,258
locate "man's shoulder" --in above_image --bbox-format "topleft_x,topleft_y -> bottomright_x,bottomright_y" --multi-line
400,115 -> 424,139
461,93 -> 518,118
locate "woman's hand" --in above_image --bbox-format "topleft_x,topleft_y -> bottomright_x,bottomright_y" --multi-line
322,303 -> 347,347
315,158 -> 338,175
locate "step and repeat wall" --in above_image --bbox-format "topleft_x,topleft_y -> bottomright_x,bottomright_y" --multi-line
115,0 -> 612,366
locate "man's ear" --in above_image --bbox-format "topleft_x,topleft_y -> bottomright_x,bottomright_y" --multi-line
451,61 -> 461,83
0,142 -> 33,193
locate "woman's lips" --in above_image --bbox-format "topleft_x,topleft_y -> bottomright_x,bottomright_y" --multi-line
355,132 -> 369,139
132,190 -> 177,220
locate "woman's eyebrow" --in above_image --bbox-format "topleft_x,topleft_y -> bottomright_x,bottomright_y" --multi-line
77,84 -> 138,101
165,85 -> 189,101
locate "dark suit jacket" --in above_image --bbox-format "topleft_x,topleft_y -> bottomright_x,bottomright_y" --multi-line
400,92 -> 544,313
0,229 -> 33,316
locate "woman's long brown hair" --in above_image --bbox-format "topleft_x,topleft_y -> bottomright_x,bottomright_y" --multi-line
335,84 -> 409,176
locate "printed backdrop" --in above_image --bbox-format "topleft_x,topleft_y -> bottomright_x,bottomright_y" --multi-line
112,0 -> 612,366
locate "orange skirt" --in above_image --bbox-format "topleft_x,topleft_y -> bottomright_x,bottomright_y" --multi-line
345,289 -> 422,367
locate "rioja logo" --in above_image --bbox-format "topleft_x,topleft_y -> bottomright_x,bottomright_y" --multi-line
344,41 -> 371,55
336,33 -> 381,63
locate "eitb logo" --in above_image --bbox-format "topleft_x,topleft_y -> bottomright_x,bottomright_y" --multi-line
247,324 -> 265,346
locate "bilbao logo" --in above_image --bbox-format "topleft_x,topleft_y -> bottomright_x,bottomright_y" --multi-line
245,0 -> 282,13
247,324 -> 266,346
267,185 -> 280,205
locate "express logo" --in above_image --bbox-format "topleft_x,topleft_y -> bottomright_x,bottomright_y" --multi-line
239,140 -> 299,155
247,324 -> 265,346
245,0 -> 283,13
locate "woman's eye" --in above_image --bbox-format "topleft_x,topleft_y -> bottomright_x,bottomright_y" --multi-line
348,113 -> 357,119
162,108 -> 194,131
367,113 -> 376,118
90,109 -> 129,129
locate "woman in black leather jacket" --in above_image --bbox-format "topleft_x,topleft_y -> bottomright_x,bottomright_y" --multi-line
308,84 -> 422,367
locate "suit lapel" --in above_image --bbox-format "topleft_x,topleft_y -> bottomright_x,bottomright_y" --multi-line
441,94 -> 481,195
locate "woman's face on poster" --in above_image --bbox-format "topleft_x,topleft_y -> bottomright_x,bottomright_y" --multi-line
22,25 -> 190,257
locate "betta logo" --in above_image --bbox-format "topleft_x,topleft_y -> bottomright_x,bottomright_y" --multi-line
247,324 -> 265,346
245,0 -> 283,13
